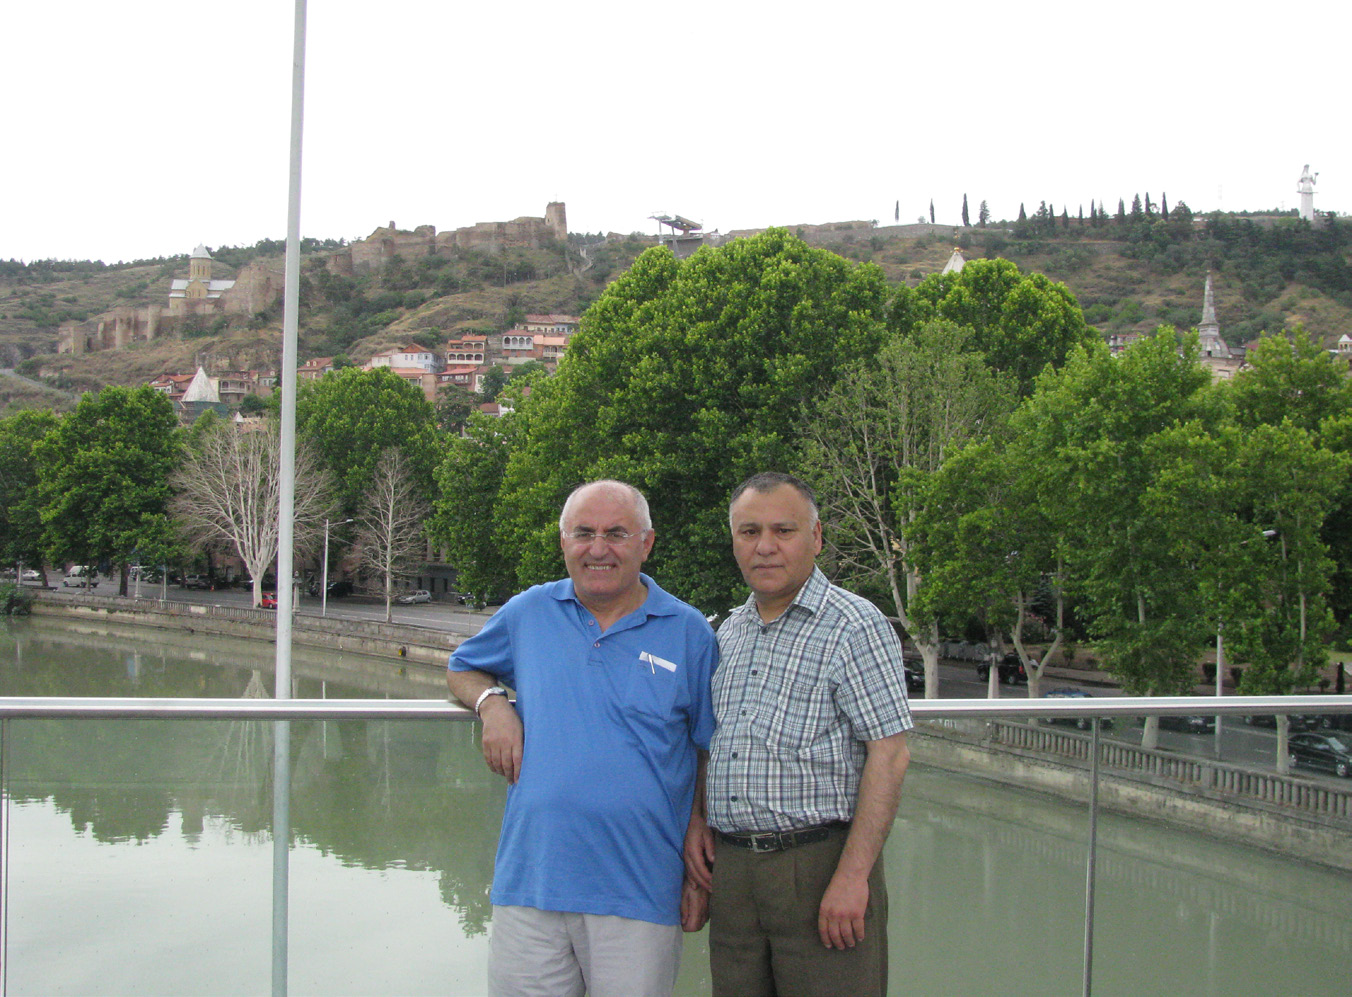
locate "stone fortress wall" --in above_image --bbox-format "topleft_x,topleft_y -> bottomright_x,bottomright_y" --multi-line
328,202 -> 567,276
59,202 -> 568,355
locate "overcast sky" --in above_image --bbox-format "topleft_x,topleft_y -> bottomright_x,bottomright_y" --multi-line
3,1 -> 1346,264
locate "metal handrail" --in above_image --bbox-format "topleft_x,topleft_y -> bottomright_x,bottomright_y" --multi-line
0,693 -> 1346,721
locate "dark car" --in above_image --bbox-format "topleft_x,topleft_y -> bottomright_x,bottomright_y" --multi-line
1157,714 -> 1217,735
324,580 -> 353,598
977,651 -> 1027,685
903,659 -> 925,694
1310,713 -> 1352,733
1042,688 -> 1114,730
1288,732 -> 1352,778
1244,713 -> 1317,732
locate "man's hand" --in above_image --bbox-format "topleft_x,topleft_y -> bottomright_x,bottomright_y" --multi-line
478,695 -> 523,784
680,875 -> 710,932
683,811 -> 715,892
817,871 -> 868,949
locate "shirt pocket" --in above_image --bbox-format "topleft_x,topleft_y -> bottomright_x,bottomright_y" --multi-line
621,652 -> 682,723
749,677 -> 832,758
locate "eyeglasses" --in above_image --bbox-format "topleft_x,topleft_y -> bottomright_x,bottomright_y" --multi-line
563,528 -> 648,545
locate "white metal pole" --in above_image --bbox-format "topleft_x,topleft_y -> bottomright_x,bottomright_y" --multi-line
273,2 -> 307,995
321,519 -> 330,617
1214,625 -> 1224,761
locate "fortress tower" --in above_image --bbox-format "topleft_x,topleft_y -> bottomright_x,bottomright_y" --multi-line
545,202 -> 567,242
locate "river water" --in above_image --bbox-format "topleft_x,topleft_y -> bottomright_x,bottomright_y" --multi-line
1,616 -> 1348,996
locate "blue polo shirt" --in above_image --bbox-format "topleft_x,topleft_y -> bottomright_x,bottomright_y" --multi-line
449,574 -> 717,925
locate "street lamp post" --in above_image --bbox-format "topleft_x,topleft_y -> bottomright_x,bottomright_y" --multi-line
1216,529 -> 1279,760
321,517 -> 353,617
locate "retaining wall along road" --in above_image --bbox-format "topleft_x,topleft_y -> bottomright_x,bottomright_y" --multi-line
915,718 -> 1352,872
27,593 -> 463,670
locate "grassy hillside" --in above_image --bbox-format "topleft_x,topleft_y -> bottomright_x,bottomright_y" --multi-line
3,214 -> 1349,412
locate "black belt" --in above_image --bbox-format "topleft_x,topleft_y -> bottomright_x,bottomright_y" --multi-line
717,821 -> 850,854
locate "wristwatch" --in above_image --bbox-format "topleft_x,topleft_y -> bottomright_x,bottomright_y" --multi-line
473,685 -> 509,717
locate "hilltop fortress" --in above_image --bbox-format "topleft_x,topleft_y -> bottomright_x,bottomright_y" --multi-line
328,202 -> 567,276
59,202 -> 568,355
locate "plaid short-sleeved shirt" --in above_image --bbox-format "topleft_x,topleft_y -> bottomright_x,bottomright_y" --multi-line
707,567 -> 913,834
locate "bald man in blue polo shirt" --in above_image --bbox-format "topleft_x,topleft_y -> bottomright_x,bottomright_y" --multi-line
447,480 -> 717,997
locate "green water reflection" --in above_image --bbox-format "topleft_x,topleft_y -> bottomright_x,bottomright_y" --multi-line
2,617 -> 1350,996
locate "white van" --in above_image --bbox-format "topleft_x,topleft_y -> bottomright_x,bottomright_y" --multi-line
62,565 -> 98,588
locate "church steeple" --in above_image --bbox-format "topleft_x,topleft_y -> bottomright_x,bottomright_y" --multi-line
188,244 -> 212,282
1197,271 -> 1229,359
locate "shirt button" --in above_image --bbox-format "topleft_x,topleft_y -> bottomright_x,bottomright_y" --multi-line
731,752 -> 738,759
730,795 -> 738,801
593,642 -> 600,648
740,710 -> 746,716
751,669 -> 758,676
587,620 -> 595,626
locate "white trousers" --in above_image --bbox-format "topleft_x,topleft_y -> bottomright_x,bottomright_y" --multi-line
487,904 -> 683,997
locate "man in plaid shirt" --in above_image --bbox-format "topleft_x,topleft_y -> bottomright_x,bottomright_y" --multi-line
684,472 -> 912,997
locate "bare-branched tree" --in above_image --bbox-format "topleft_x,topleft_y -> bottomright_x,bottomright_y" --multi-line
171,422 -> 336,607
354,448 -> 430,622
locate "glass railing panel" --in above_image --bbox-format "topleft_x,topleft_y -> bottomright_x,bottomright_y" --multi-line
5,713 -> 1352,996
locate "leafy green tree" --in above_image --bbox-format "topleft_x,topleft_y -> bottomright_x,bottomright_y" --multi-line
978,200 -> 990,227
295,366 -> 440,516
0,408 -> 61,580
435,384 -> 478,434
800,320 -> 1017,695
237,393 -> 269,416
1016,329 -> 1219,726
929,199 -> 935,224
1227,423 -> 1348,770
479,365 -> 508,402
912,434 -> 1068,699
481,229 -> 889,612
1017,203 -> 1027,223
1161,193 -> 1170,220
887,257 -> 1097,396
961,194 -> 970,227
34,386 -> 181,595
1227,327 -> 1352,435
427,405 -> 523,606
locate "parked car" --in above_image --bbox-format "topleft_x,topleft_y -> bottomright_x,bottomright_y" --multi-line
22,568 -> 42,582
1042,688 -> 1114,730
1287,732 -> 1352,778
259,591 -> 279,609
180,574 -> 211,589
324,580 -> 353,598
977,652 -> 1028,685
61,573 -> 97,588
396,589 -> 431,605
1244,713 -> 1317,732
1156,714 -> 1216,735
903,659 -> 925,694
1311,713 -> 1352,733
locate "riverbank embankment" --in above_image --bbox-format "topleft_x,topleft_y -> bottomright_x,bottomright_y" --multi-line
23,591 -> 1352,871
27,591 -> 462,673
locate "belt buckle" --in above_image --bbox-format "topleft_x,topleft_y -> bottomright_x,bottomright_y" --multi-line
748,832 -> 781,854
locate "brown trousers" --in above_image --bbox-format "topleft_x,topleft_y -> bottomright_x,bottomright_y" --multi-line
708,827 -> 888,997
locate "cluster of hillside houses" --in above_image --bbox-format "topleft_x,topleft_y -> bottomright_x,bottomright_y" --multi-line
148,313 -> 581,421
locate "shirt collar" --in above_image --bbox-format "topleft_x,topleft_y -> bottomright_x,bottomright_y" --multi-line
735,566 -> 829,622
552,573 -> 678,619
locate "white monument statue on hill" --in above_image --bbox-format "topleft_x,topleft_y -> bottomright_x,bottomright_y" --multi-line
1297,164 -> 1318,222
